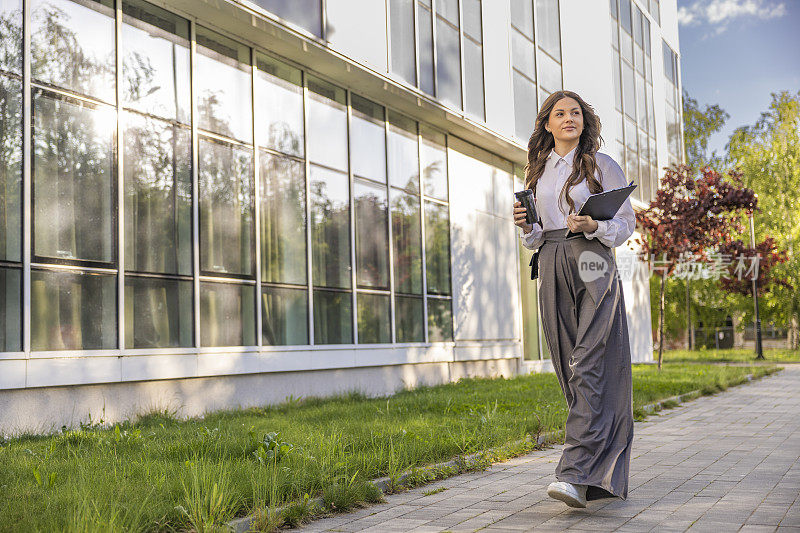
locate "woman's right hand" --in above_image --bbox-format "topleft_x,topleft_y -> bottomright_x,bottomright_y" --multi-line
513,201 -> 533,234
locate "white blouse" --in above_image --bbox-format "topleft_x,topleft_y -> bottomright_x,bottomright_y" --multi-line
519,145 -> 636,250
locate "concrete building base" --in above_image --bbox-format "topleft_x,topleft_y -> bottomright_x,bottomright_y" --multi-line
0,357 -> 529,436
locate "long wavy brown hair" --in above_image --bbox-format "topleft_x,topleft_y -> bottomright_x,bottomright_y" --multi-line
523,90 -> 605,216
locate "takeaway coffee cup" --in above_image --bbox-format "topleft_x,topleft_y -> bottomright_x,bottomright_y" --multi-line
514,189 -> 539,226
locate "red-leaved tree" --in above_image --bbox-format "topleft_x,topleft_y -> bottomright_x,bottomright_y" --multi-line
635,165 -> 757,369
717,235 -> 792,296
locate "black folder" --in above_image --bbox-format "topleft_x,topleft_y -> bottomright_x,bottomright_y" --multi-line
565,182 -> 637,239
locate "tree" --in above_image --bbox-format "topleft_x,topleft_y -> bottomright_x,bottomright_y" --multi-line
681,90 -> 730,348
635,165 -> 756,369
726,91 -> 800,348
683,89 -> 730,171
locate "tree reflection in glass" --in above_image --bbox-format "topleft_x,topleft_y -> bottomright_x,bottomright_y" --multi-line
0,267 -> 21,351
260,151 -> 306,285
199,138 -> 254,276
122,0 -> 190,123
357,292 -> 390,343
420,126 -> 447,200
354,180 -> 388,289
30,0 -> 116,103
350,95 -> 386,182
424,201 -> 451,295
255,53 -> 303,157
200,281 -> 255,347
306,76 -> 347,171
31,269 -> 116,350
313,289 -> 351,344
0,0 -> 22,74
310,164 -> 350,289
124,112 -> 191,275
395,294 -> 423,342
391,189 -> 421,294
195,26 -> 252,143
427,297 -> 453,341
33,92 -> 115,263
388,112 -> 419,193
262,285 -> 307,345
0,76 -> 21,262
125,277 -> 192,348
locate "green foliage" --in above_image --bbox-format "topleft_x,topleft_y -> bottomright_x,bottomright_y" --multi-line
176,458 -> 239,532
726,90 -> 800,334
279,493 -> 324,528
248,429 -> 294,466
683,89 -> 730,170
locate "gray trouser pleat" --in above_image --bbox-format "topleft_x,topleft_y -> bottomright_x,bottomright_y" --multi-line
537,229 -> 634,501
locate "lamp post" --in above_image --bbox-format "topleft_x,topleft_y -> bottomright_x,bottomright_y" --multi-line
748,207 -> 764,360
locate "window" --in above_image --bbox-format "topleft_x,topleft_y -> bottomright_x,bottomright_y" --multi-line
357,292 -> 391,343
200,281 -> 256,347
122,0 -> 190,122
0,19 -> 21,349
511,0 -> 563,141
435,8 -> 462,109
388,112 -> 419,192
354,180 -> 389,290
31,269 -> 116,350
310,162 -> 351,341
262,286 -> 308,345
255,54 -> 304,157
389,0 -> 416,86
0,268 -> 20,352
122,1 -> 194,348
195,26 -> 252,143
0,0 -> 22,75
416,0 -> 435,94
125,278 -> 193,348
3,0 -> 465,355
307,76 -> 347,171
123,113 -> 192,276
199,138 -> 254,277
425,201 -> 451,296
391,191 -> 422,296
663,40 -> 683,167
421,126 -> 447,201
33,92 -> 115,265
462,0 -> 485,120
351,95 -> 386,182
259,153 -> 306,285
30,0 -> 115,102
0,77 -> 21,263
536,0 -> 561,61
254,0 -> 322,37
611,0 -> 658,201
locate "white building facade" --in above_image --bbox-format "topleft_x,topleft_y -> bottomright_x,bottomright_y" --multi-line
0,0 -> 682,433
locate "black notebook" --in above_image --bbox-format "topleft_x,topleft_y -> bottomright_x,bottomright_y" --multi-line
565,182 -> 637,239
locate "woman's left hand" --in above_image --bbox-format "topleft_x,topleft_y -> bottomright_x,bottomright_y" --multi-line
567,214 -> 599,233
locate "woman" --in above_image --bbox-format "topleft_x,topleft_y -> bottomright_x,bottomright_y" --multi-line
513,90 -> 636,508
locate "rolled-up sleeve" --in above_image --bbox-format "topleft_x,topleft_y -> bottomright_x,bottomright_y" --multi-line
520,222 -> 544,250
583,155 -> 636,248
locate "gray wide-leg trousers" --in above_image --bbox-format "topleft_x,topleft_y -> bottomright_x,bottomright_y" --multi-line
537,229 -> 634,501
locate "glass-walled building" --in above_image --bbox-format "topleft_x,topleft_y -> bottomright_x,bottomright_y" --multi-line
0,0 -> 682,433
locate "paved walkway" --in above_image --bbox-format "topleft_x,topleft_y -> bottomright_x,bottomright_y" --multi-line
296,365 -> 800,532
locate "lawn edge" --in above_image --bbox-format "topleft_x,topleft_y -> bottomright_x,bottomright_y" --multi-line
228,365 -> 782,533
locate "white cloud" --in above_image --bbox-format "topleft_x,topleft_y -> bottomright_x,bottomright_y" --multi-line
678,0 -> 786,31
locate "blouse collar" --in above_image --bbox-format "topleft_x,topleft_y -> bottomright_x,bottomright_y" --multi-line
546,145 -> 577,168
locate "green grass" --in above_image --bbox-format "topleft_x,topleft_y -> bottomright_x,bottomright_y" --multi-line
657,347 -> 800,363
0,362 -> 780,532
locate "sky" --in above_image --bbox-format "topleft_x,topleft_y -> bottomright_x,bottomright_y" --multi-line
676,0 -> 800,158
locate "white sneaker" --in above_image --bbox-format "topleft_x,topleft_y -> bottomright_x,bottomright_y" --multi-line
547,481 -> 588,508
